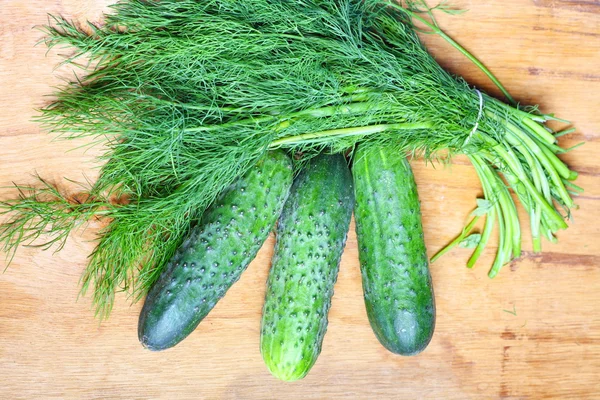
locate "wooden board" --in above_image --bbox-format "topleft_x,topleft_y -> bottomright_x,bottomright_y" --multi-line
1,1 -> 599,398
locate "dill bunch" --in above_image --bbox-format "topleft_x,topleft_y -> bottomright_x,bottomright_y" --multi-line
0,0 -> 579,317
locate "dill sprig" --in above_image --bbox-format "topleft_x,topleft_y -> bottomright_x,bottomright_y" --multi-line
0,176 -> 111,263
0,0 -> 579,317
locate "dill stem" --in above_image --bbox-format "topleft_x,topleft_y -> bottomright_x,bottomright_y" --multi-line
504,122 -> 573,207
522,117 -> 557,145
183,99 -> 376,133
392,5 -> 516,106
465,156 -> 495,268
555,127 -> 576,138
430,215 -> 480,263
486,140 -> 566,231
476,158 -> 509,278
531,207 -> 542,252
268,121 -> 433,148
505,131 -> 551,203
503,133 -> 550,251
538,143 -> 572,180
497,169 -> 521,258
523,129 -> 566,155
562,143 -> 585,158
485,110 -> 573,209
563,180 -> 584,193
140,96 -> 246,113
468,210 -> 495,268
482,155 -> 517,263
469,154 -> 507,277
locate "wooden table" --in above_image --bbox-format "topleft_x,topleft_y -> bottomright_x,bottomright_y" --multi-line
1,1 -> 599,398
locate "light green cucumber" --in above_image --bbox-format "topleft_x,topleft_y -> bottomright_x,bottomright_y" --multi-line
260,153 -> 354,381
138,150 -> 293,351
353,145 -> 435,356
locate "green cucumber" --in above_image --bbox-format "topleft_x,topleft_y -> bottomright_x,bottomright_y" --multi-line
353,145 -> 435,356
260,153 -> 354,381
138,150 -> 293,351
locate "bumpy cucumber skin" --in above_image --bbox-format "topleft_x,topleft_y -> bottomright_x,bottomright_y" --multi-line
138,151 -> 293,351
353,146 -> 435,356
260,154 -> 354,382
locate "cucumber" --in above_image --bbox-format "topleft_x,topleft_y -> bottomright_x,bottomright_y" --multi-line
260,153 -> 354,381
353,145 -> 435,356
138,150 -> 293,351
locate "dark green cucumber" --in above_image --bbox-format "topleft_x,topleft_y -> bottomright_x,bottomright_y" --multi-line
138,150 -> 293,351
353,145 -> 435,356
260,153 -> 354,381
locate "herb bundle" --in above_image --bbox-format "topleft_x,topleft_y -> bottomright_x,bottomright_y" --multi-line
0,0 -> 578,317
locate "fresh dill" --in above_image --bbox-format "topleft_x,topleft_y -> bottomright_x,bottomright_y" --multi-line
0,0 -> 579,317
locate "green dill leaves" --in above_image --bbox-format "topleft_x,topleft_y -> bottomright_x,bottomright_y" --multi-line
459,234 -> 482,249
471,198 -> 493,217
0,0 -> 579,317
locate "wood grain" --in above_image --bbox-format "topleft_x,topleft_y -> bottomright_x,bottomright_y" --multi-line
1,1 -> 599,399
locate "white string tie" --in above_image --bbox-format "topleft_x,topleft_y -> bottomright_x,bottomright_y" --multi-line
464,89 -> 484,147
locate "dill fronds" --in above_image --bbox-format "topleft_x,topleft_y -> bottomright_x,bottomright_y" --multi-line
1,0 -> 579,317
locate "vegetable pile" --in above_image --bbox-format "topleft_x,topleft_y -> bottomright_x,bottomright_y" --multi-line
0,0 -> 580,381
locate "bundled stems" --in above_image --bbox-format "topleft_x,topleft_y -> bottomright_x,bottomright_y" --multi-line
433,95 -> 578,275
